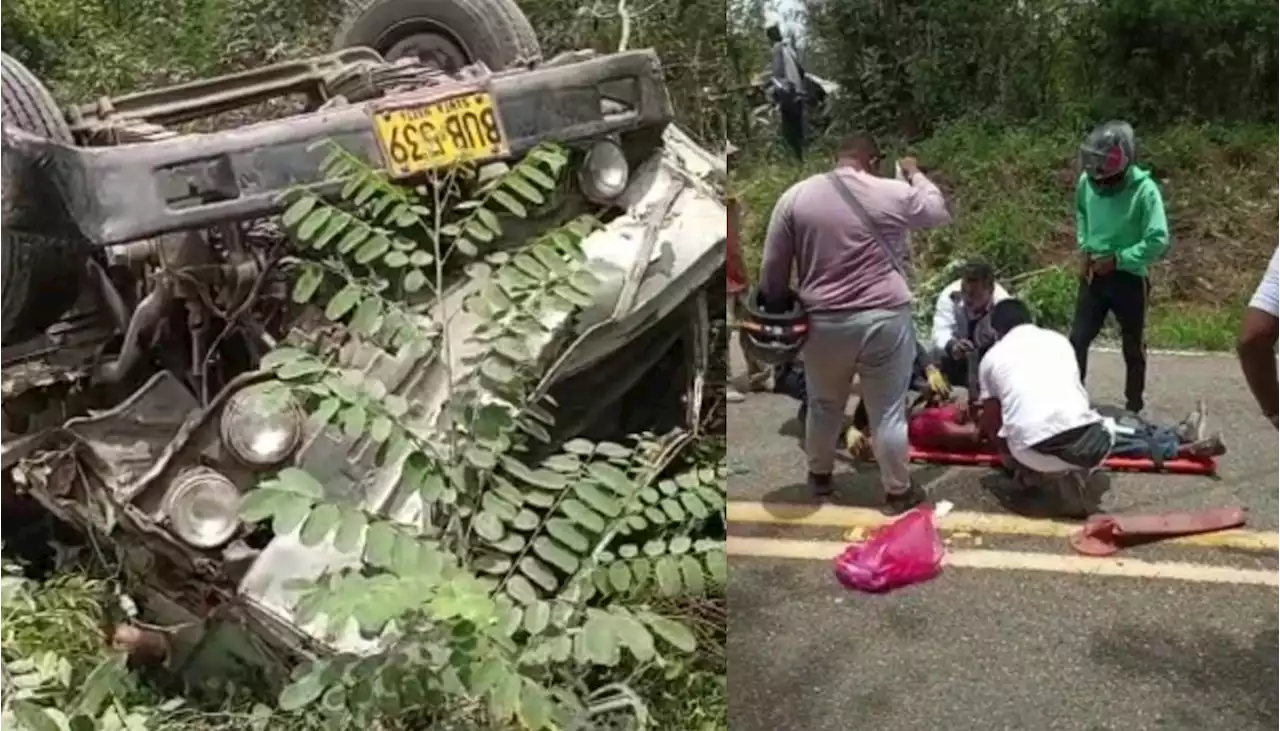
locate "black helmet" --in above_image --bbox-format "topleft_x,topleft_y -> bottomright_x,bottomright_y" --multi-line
740,287 -> 808,366
1079,120 -> 1135,183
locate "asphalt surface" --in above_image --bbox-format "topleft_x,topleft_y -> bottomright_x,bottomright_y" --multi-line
727,348 -> 1280,731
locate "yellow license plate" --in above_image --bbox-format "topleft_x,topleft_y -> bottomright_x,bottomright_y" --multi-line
371,91 -> 510,178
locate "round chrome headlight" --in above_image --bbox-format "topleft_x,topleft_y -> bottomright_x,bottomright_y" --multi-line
579,140 -> 629,202
220,382 -> 303,467
165,467 -> 241,549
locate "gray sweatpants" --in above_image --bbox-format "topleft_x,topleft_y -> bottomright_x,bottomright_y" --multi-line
802,306 -> 915,494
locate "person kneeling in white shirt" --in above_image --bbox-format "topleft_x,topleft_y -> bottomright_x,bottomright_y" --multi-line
974,299 -> 1224,517
975,299 -> 1113,517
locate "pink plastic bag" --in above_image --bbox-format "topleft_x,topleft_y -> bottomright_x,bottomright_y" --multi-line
833,505 -> 945,593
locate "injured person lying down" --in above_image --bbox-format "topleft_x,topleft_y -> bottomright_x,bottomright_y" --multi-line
905,398 -> 1225,464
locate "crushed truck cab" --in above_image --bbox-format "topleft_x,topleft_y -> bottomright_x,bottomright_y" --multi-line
1,17 -> 725,684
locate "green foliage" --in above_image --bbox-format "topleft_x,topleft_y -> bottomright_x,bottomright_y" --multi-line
731,121 -> 1278,349
242,142 -> 727,728
805,0 -> 1278,138
1,564 -> 109,664
0,0 -> 338,98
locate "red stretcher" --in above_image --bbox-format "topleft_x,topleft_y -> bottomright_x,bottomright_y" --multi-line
907,446 -> 1217,476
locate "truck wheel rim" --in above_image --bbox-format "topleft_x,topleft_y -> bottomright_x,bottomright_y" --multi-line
381,26 -> 469,71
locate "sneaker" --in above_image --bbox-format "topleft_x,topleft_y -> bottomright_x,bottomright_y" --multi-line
1182,433 -> 1226,458
882,482 -> 928,516
808,472 -> 835,498
726,388 -> 746,403
1175,399 -> 1208,443
1125,401 -> 1144,415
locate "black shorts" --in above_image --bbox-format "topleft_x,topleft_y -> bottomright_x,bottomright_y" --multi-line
1029,421 -> 1112,469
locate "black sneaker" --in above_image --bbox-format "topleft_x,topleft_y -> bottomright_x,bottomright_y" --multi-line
1125,401 -> 1144,415
882,482 -> 928,516
808,471 -> 834,498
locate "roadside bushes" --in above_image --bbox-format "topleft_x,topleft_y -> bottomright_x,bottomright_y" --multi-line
730,121 -> 1278,349
807,0 -> 1278,139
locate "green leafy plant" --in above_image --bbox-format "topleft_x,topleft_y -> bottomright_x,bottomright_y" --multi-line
1,558 -> 167,731
238,142 -> 727,729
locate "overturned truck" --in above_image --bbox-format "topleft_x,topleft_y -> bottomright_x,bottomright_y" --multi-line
0,0 -> 726,697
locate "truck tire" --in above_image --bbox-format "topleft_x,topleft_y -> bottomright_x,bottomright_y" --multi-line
336,0 -> 542,72
1,52 -> 85,343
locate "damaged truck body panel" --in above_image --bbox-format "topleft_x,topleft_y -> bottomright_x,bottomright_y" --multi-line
1,34 -> 725,683
239,126 -> 725,659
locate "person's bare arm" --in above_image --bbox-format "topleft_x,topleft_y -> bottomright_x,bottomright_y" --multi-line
898,156 -> 951,230
975,354 -> 1002,442
979,398 -> 1003,443
1238,248 -> 1279,427
1238,307 -> 1278,426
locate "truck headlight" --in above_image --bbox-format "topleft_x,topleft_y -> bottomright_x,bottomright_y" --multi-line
220,382 -> 303,467
579,140 -> 629,203
165,467 -> 240,549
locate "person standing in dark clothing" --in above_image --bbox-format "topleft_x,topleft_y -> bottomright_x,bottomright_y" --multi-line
766,24 -> 805,161
1069,121 -> 1170,414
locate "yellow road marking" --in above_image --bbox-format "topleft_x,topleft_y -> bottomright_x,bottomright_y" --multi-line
728,537 -> 1280,587
727,501 -> 1280,553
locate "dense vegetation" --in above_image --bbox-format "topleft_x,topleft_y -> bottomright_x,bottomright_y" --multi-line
730,0 -> 1278,350
1,0 -> 728,729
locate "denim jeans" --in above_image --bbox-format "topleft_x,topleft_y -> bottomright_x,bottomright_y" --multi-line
1108,420 -> 1180,462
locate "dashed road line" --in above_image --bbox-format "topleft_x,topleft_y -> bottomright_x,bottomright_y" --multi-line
728,536 -> 1280,587
727,501 -> 1280,553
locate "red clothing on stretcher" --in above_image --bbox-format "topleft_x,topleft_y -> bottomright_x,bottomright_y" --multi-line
908,404 -> 966,448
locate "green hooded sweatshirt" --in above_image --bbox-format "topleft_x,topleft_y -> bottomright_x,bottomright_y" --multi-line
1075,166 -> 1170,277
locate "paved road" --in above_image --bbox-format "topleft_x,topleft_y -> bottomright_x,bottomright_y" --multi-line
727,349 -> 1280,731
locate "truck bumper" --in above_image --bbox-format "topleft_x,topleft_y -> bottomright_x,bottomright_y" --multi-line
5,51 -> 672,246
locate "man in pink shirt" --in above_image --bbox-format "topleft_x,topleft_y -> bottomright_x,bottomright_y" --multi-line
759,135 -> 951,513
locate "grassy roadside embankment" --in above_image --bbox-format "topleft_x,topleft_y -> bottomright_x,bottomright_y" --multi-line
732,121 -> 1278,352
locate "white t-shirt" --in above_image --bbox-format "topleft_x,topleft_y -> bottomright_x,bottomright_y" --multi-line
978,324 -> 1102,454
1248,246 -> 1279,317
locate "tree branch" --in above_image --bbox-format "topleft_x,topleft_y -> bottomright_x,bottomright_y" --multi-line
616,0 -> 631,51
